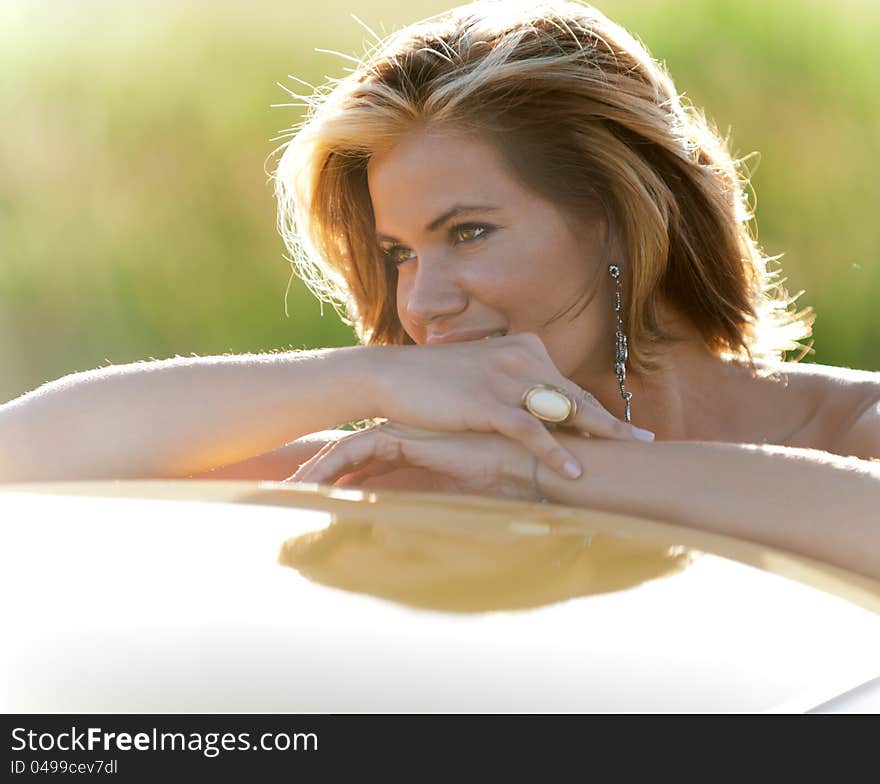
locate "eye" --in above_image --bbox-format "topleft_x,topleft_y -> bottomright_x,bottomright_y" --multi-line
379,244 -> 416,267
451,223 -> 494,244
378,222 -> 496,267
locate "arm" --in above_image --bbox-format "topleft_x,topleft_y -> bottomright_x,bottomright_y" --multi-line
0,348 -> 379,482
186,430 -> 351,481
830,396 -> 880,462
0,332 -> 646,485
286,422 -> 880,579
528,437 -> 880,581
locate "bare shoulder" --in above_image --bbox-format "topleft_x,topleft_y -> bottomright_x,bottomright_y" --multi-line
773,361 -> 880,459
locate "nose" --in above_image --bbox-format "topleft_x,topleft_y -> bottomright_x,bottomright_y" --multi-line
400,258 -> 468,327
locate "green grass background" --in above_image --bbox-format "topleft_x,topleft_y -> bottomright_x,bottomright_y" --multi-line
1,0 -> 878,403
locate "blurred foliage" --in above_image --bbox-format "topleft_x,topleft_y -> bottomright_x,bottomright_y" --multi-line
1,0 -> 878,402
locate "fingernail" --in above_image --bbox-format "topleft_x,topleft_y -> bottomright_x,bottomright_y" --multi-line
563,459 -> 582,478
631,426 -> 655,442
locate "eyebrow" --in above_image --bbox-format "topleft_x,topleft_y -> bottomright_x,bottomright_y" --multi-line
375,204 -> 500,242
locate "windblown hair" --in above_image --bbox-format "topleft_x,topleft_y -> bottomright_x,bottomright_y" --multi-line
272,0 -> 814,372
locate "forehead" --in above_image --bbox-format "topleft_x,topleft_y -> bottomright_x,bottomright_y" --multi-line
366,129 -> 534,227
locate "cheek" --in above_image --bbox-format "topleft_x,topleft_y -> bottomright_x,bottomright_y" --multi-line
487,245 -> 592,323
461,238 -> 550,313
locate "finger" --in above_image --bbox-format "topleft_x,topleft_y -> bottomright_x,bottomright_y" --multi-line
285,441 -> 334,482
494,408 -> 583,479
288,433 -> 384,485
283,454 -> 375,484
565,386 -> 654,442
333,460 -> 397,487
296,428 -> 409,484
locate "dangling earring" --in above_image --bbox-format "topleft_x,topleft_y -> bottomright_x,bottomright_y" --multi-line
608,264 -> 632,423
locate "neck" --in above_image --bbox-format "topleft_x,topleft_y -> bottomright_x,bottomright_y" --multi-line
570,306 -> 756,441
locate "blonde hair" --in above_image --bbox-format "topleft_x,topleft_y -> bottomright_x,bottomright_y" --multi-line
273,0 -> 814,372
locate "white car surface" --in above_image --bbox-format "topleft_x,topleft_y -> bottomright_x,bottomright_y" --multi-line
2,480 -> 878,713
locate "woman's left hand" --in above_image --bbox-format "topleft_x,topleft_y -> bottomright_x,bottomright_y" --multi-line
283,422 -> 536,501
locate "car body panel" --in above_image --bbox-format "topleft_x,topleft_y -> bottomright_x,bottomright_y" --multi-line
2,481 -> 879,712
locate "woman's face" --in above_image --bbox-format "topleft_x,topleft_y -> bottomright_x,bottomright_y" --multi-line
366,128 -> 615,379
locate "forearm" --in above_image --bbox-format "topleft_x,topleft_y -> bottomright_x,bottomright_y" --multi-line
529,438 -> 880,581
0,347 -> 379,481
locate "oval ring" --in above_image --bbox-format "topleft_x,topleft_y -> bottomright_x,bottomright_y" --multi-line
522,384 -> 577,425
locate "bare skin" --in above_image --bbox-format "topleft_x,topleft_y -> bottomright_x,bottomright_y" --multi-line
1,119 -> 871,578
2,124 -> 876,582
192,127 -> 878,485
276,125 -> 880,580
193,354 -> 875,483
365,127 -> 878,455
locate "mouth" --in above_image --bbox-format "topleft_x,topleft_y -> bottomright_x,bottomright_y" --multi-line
425,328 -> 508,345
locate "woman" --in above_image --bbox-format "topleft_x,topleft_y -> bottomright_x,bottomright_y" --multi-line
1,1 -> 878,579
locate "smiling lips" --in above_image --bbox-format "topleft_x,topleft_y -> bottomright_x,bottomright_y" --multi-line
426,329 -> 508,344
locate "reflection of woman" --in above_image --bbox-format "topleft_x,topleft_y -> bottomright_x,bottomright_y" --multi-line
1,2 -> 878,578
278,522 -> 691,613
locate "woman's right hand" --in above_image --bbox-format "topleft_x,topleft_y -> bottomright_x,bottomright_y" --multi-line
370,331 -> 654,479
